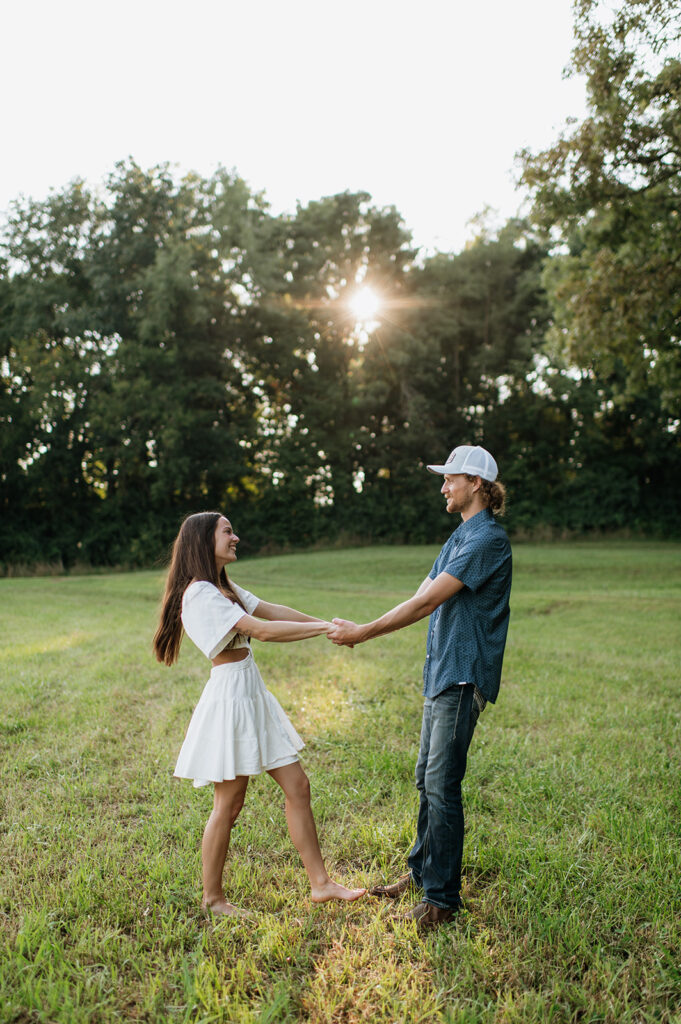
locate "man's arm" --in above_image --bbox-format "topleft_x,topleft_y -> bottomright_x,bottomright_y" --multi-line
414,574 -> 435,597
328,572 -> 464,646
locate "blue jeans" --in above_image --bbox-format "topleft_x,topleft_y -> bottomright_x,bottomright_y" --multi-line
407,685 -> 482,909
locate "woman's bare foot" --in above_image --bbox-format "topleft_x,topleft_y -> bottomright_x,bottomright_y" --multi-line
201,897 -> 252,919
310,880 -> 367,903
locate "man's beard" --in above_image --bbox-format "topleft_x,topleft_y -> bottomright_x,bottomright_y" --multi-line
446,491 -> 475,515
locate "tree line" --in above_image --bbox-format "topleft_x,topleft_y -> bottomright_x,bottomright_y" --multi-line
1,0 -> 679,570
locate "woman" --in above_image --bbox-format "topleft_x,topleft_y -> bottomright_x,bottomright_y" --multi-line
153,511 -> 365,917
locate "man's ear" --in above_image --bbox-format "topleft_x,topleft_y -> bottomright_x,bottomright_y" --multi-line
471,475 -> 483,493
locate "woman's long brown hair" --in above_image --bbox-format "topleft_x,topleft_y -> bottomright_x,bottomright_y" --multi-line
153,511 -> 246,666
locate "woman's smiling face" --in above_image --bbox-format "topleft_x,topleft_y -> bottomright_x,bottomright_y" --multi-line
214,516 -> 239,568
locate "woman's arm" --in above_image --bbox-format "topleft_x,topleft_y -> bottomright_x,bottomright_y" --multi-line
234,613 -> 331,643
252,600 -> 325,624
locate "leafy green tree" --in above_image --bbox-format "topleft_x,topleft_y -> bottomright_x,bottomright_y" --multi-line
519,0 -> 681,412
237,192 -> 416,540
349,221 -> 550,538
0,182 -> 102,565
0,163 -> 269,565
82,162 -> 265,558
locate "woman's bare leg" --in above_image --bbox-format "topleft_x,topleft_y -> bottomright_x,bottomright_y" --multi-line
268,761 -> 365,902
201,776 -> 250,916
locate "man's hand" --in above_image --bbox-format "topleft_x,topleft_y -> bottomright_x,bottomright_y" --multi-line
327,618 -> 362,647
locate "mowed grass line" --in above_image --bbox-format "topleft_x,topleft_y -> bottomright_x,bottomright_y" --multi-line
0,542 -> 679,1024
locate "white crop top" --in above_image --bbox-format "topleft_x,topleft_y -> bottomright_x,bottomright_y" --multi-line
181,580 -> 260,659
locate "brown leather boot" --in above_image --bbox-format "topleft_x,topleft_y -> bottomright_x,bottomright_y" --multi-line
368,872 -> 414,898
405,901 -> 459,930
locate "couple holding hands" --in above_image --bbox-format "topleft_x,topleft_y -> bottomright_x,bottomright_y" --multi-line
153,445 -> 512,931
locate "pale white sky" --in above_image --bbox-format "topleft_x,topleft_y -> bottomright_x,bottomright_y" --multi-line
2,0 -> 586,254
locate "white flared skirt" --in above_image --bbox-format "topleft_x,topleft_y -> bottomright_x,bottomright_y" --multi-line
174,652 -> 304,787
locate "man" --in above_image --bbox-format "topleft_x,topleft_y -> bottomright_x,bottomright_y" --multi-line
327,444 -> 512,930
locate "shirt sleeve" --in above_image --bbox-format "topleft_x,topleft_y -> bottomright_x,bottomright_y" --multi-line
230,581 -> 259,614
181,582 -> 250,659
441,534 -> 509,593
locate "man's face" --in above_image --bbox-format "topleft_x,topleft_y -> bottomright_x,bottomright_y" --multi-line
441,474 -> 477,515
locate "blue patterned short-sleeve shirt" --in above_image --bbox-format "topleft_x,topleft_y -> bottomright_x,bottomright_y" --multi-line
423,508 -> 512,703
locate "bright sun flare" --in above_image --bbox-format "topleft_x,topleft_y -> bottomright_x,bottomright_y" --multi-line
348,286 -> 382,324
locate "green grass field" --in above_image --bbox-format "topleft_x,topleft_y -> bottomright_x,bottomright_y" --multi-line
1,542 -> 680,1023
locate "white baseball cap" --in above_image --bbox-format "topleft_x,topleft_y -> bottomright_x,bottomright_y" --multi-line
426,445 -> 498,482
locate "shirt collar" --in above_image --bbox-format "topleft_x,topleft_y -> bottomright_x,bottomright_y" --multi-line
453,507 -> 493,538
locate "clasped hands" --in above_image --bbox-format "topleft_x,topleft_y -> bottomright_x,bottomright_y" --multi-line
326,618 -> 361,647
